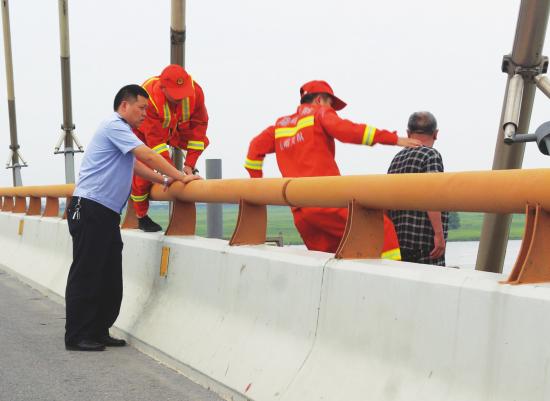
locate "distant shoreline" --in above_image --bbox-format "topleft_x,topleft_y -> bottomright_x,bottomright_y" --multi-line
145,204 -> 526,245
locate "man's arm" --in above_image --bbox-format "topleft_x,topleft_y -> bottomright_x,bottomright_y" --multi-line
425,149 -> 446,259
427,211 -> 446,259
318,107 -> 421,148
180,82 -> 209,174
133,160 -> 165,183
132,145 -> 199,184
135,106 -> 173,162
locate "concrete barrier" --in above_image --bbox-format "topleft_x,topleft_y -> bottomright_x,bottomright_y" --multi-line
2,211 -> 550,401
0,213 -> 72,298
282,260 -> 550,401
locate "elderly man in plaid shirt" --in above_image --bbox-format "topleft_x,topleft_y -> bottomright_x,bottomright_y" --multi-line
387,111 -> 448,266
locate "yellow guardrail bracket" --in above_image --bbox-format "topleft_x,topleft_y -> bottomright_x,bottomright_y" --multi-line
160,246 -> 170,277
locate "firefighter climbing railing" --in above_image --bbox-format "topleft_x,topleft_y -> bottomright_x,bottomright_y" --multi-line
1,169 -> 550,284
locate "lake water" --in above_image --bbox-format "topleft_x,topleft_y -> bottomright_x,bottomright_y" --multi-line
446,240 -> 520,274
291,240 -> 522,274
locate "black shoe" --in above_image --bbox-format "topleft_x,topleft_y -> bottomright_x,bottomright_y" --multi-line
98,335 -> 127,347
65,339 -> 106,351
138,215 -> 162,232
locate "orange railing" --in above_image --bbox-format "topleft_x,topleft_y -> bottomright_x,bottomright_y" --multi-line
2,169 -> 550,284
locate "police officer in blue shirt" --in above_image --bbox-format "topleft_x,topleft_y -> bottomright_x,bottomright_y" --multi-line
65,85 -> 200,351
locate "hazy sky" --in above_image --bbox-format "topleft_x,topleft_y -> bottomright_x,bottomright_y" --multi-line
1,0 -> 550,187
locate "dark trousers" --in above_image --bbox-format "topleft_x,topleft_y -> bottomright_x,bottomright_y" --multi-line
401,248 -> 446,266
65,197 -> 123,345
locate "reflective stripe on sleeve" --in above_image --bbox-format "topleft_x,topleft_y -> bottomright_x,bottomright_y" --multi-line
152,143 -> 169,154
381,248 -> 401,261
187,141 -> 205,150
362,125 -> 377,146
244,158 -> 263,170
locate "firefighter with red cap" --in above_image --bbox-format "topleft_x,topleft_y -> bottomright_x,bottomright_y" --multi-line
131,64 -> 209,231
244,80 -> 421,259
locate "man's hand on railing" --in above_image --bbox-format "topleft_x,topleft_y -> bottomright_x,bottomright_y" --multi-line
182,165 -> 195,176
160,172 -> 201,192
162,175 -> 172,192
175,172 -> 202,185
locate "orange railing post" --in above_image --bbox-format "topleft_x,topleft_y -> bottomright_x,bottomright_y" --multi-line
2,196 -> 14,212
121,199 -> 138,229
229,199 -> 267,246
335,200 -> 384,259
62,197 -> 71,220
503,204 -> 550,284
166,199 -> 196,236
14,196 -> 26,213
26,196 -> 41,216
43,197 -> 59,217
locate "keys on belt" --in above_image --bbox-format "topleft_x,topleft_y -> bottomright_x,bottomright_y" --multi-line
72,197 -> 81,221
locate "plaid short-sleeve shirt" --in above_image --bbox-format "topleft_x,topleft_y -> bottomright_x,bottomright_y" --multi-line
387,146 -> 448,266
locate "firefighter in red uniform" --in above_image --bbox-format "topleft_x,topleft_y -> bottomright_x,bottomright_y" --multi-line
244,80 -> 421,259
132,64 -> 209,231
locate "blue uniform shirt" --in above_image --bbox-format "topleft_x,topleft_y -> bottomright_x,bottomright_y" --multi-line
74,113 -> 144,213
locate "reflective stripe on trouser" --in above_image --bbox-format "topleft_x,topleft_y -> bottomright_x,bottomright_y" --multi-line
131,151 -> 174,217
131,174 -> 153,218
292,207 -> 400,258
381,247 -> 401,260
130,193 -> 148,202
380,213 -> 401,260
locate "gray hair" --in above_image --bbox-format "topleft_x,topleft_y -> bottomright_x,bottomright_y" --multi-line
407,111 -> 437,134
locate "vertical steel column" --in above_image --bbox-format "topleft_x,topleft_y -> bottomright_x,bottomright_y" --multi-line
1,0 -> 24,186
476,0 -> 550,273
170,0 -> 186,171
206,159 -> 223,238
57,0 -> 77,183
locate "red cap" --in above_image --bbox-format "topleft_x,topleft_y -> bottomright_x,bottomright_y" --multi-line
300,80 -> 347,110
160,64 -> 194,100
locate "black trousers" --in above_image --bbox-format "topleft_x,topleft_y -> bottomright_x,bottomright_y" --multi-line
401,248 -> 446,266
65,197 -> 123,345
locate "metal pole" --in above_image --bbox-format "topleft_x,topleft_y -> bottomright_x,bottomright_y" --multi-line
476,0 -> 550,273
170,0 -> 185,171
1,0 -> 24,186
535,74 -> 550,98
206,159 -> 223,239
57,0 -> 77,183
502,74 -> 525,142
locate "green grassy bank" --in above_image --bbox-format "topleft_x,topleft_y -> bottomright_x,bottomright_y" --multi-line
147,204 -> 525,245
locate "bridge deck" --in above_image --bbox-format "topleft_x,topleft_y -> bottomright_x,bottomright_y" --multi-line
0,267 -> 223,401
